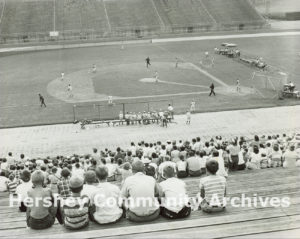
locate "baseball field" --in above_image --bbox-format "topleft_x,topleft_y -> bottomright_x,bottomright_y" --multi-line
0,32 -> 300,127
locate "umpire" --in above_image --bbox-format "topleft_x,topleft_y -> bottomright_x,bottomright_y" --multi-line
209,83 -> 216,96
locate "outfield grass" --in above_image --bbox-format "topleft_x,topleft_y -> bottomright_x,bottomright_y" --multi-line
0,34 -> 299,127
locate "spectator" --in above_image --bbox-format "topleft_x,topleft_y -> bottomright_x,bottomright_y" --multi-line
57,168 -> 71,199
247,147 -> 261,170
199,160 -> 226,213
211,151 -> 228,178
61,176 -> 90,230
176,155 -> 188,178
158,155 -> 176,181
7,173 -> 19,195
121,161 -> 160,222
26,170 -> 57,229
159,166 -> 191,219
0,171 -> 9,192
16,170 -> 32,212
186,151 -> 201,177
81,171 -> 98,200
90,166 -> 123,224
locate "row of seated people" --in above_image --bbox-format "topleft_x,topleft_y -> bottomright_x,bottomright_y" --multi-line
2,160 -> 224,230
0,133 -> 299,230
120,110 -> 172,126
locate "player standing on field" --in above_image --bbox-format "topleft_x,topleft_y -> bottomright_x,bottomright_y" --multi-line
175,57 -> 179,68
67,84 -> 73,98
146,57 -> 151,68
61,72 -> 65,81
92,64 -> 97,73
186,110 -> 191,125
190,101 -> 195,113
236,79 -> 241,93
209,83 -> 216,96
154,70 -> 159,83
38,94 -> 46,107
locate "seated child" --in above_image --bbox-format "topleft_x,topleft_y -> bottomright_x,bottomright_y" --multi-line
26,170 -> 57,230
199,159 -> 226,213
61,176 -> 90,230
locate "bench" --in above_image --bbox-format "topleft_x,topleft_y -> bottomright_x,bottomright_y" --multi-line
0,167 -> 299,238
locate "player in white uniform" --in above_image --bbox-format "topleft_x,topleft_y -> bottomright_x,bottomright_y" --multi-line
186,110 -> 191,125
92,64 -> 97,73
175,57 -> 179,68
154,71 -> 159,83
236,79 -> 241,93
61,72 -> 65,81
190,101 -> 195,113
67,84 -> 73,97
108,96 -> 113,104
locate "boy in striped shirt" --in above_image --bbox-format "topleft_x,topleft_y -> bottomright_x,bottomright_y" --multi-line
199,159 -> 226,213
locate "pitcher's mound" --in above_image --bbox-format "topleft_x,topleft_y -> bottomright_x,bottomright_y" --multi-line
140,78 -> 157,83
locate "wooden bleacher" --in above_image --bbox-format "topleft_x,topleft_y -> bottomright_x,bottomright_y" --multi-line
0,167 -> 299,238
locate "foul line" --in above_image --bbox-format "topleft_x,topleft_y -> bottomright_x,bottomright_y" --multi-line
102,0 -> 112,32
159,80 -> 208,89
155,45 -> 229,87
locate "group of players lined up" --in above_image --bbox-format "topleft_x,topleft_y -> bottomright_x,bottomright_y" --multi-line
119,104 -> 175,127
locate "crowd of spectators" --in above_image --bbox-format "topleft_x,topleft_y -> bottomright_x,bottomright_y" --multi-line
0,133 -> 299,230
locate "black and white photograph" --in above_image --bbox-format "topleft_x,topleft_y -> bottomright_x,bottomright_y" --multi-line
0,0 -> 299,238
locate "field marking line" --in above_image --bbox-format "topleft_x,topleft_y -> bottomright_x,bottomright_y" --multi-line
152,31 -> 300,43
158,80 -> 208,89
1,31 -> 300,54
102,0 -> 112,32
155,45 -> 229,87
151,0 -> 165,29
0,0 -> 5,29
198,0 -> 217,24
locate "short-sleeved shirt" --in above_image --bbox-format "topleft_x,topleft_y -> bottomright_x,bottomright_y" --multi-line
62,195 -> 89,229
90,182 -> 123,224
159,178 -> 189,213
58,178 -> 71,198
187,156 -> 201,171
199,175 -> 226,206
121,172 -> 159,216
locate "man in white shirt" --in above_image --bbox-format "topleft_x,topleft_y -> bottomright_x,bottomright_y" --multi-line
90,166 -> 123,224
16,170 -> 33,212
121,161 -> 160,222
81,171 -> 98,200
159,166 -> 191,219
0,172 -> 9,192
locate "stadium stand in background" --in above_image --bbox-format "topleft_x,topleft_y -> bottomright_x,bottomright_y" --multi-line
0,0 -> 266,44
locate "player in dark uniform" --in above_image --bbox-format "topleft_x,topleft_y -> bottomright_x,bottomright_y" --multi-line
39,93 -> 46,107
209,83 -> 216,96
146,57 -> 151,68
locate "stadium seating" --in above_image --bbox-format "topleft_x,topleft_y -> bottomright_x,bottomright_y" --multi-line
0,167 -> 299,238
104,0 -> 161,31
152,0 -> 214,29
0,0 -> 266,43
202,0 -> 264,26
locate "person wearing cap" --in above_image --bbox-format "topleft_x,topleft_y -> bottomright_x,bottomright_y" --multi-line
199,160 -> 226,213
121,161 -> 160,222
159,166 -> 191,219
89,166 -> 123,224
57,168 -> 71,199
61,176 -> 90,230
26,170 -> 57,229
81,170 -> 98,200
16,170 -> 33,212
